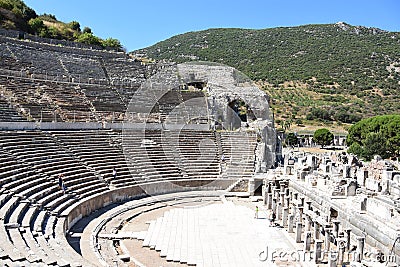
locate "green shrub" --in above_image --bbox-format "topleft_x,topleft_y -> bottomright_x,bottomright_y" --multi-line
313,128 -> 334,148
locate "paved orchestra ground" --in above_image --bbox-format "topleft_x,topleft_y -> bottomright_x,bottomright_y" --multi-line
119,196 -> 302,267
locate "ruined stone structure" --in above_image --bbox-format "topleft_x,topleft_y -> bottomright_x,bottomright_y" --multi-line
125,62 -> 277,174
0,32 -> 279,266
3,26 -> 397,267
263,150 -> 400,266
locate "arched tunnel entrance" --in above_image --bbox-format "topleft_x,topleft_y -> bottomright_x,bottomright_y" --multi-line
226,99 -> 256,130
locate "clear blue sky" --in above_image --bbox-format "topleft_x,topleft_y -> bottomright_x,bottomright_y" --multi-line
24,0 -> 400,52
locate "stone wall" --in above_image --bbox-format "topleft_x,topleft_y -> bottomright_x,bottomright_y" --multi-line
60,179 -> 236,231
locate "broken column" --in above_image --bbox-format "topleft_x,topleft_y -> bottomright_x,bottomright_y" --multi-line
305,214 -> 312,231
297,205 -> 304,224
292,202 -> 297,218
344,228 -> 351,251
267,193 -> 272,210
314,240 -> 324,264
293,192 -> 298,203
314,220 -> 320,240
273,187 -> 280,199
324,227 -> 332,251
280,192 -> 285,207
262,184 -> 268,205
304,231 -> 312,251
332,220 -> 340,239
285,196 -> 290,208
288,214 -> 294,233
272,198 -> 277,215
337,238 -> 346,266
277,202 -> 282,220
356,169 -> 368,187
305,200 -> 312,212
296,222 -> 303,243
284,187 -> 290,196
299,196 -> 305,206
343,164 -> 351,178
355,236 -> 365,262
277,192 -> 285,221
279,181 -> 286,193
282,206 -> 289,227
328,252 -> 338,267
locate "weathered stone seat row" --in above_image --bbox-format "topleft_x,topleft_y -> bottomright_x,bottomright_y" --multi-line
0,96 -> 27,122
0,36 -> 154,123
0,76 -> 133,122
220,131 -> 257,178
0,35 -> 130,80
0,128 -> 257,265
0,31 -> 124,58
0,134 -> 110,265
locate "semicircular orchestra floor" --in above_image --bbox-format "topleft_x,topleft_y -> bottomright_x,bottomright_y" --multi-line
69,192 -> 299,267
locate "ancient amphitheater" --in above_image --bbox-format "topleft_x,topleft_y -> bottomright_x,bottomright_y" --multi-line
0,29 -> 399,267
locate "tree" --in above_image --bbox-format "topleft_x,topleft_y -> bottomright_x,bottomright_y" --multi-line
75,32 -> 102,46
21,6 -> 37,21
28,17 -> 46,35
362,132 -> 388,160
347,143 -> 364,157
286,132 -> 298,147
68,21 -> 81,32
313,128 -> 333,148
101,37 -> 122,50
347,115 -> 400,159
82,26 -> 92,34
306,107 -> 332,121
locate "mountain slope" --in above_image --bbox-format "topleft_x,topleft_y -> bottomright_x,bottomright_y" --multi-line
134,23 -> 400,131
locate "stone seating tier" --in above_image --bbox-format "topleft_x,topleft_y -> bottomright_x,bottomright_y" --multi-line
0,128 -> 258,264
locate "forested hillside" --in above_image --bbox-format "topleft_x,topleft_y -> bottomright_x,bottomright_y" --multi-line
135,23 -> 400,132
0,0 -> 122,49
